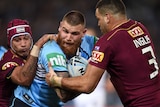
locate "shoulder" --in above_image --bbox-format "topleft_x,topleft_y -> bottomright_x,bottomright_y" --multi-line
0,50 -> 23,71
1,50 -> 13,62
41,41 -> 62,53
42,41 -> 57,48
82,34 -> 98,45
39,41 -> 65,60
83,34 -> 98,40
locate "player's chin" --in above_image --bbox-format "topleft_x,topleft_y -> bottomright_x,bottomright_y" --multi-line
63,47 -> 76,56
18,51 -> 29,58
63,43 -> 75,50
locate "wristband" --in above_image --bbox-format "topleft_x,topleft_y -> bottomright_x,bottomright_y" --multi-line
56,77 -> 62,87
50,75 -> 62,87
30,45 -> 40,57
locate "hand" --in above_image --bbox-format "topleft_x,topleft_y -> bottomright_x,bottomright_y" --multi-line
35,34 -> 57,48
45,62 -> 62,87
47,34 -> 58,41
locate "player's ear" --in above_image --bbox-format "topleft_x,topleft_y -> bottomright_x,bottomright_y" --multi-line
82,28 -> 87,37
58,21 -> 63,32
104,13 -> 110,23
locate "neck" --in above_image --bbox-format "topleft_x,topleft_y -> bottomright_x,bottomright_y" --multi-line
111,14 -> 128,31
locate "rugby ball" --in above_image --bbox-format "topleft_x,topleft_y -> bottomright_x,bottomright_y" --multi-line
67,56 -> 88,77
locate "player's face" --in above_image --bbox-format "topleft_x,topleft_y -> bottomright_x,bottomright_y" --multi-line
11,35 -> 32,58
95,9 -> 108,34
57,21 -> 86,58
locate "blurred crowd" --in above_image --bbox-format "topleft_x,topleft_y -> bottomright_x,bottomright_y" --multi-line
0,0 -> 98,47
0,0 -> 160,107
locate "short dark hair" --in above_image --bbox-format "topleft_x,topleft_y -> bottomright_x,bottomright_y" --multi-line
96,0 -> 126,15
62,10 -> 86,27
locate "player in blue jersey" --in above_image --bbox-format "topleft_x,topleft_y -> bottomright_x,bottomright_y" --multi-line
10,10 -> 98,107
46,0 -> 160,107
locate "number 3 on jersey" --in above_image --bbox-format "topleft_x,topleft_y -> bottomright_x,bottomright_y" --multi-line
142,46 -> 159,79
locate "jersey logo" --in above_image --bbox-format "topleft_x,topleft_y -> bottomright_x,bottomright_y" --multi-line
2,62 -> 18,70
94,46 -> 100,51
47,53 -> 66,67
23,93 -> 34,104
91,51 -> 104,62
128,26 -> 144,38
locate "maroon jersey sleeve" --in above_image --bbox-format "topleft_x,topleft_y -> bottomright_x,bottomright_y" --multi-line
0,49 -> 25,106
89,20 -> 160,106
0,50 -> 25,78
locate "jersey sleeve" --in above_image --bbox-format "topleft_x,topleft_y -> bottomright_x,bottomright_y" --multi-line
38,41 -> 68,73
89,38 -> 112,70
80,35 -> 98,59
0,50 -> 23,79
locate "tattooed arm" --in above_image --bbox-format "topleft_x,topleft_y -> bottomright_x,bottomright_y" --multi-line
11,34 -> 53,86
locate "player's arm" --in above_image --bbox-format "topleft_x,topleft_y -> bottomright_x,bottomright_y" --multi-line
10,34 -> 54,86
55,88 -> 80,102
46,65 -> 81,102
46,64 -> 105,94
62,64 -> 105,93
55,72 -> 80,102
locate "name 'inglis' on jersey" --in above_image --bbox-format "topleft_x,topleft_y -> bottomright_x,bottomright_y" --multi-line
128,26 -> 151,48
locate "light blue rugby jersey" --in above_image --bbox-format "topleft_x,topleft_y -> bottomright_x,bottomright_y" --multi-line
13,35 -> 97,107
78,35 -> 98,59
14,41 -> 67,107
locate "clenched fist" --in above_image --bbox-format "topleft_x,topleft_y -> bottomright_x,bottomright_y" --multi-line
45,63 -> 62,88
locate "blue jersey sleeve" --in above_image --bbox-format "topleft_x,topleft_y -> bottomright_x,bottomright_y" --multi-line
39,41 -> 68,73
80,35 -> 98,59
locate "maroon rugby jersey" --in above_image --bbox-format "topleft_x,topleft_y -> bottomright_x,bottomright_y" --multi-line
0,49 -> 25,107
90,19 -> 160,107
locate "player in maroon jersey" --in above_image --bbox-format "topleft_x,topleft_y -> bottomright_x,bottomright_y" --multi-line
0,19 -> 53,107
46,0 -> 160,107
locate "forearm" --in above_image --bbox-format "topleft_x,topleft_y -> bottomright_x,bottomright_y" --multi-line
52,75 -> 91,93
54,83 -> 81,102
46,64 -> 103,97
48,72 -> 80,102
23,45 -> 40,78
60,89 -> 81,102
11,45 -> 39,86
21,55 -> 38,85
61,76 -> 92,93
12,34 -> 53,85
54,66 -> 103,93
61,89 -> 81,102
